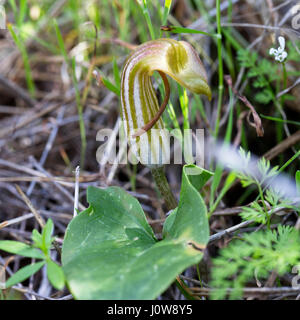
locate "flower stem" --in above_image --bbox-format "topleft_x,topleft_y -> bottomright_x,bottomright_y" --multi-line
281,62 -> 287,106
257,183 -> 270,229
151,166 -> 177,211
141,0 -> 156,40
214,0 -> 224,139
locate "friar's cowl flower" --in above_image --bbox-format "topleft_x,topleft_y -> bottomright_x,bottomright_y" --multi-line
120,38 -> 211,167
269,36 -> 288,63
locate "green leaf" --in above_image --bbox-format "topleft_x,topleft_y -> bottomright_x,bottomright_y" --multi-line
255,88 -> 273,104
209,172 -> 236,214
260,114 -> 300,127
211,226 -> 300,299
7,25 -> 35,97
6,261 -> 45,288
0,241 -> 44,259
31,229 -> 43,248
161,25 -> 217,38
112,57 -> 121,89
17,0 -> 27,27
100,73 -> 120,96
42,219 -> 54,252
253,77 -> 268,88
237,49 -> 257,68
62,166 -> 209,300
46,260 -> 65,290
240,201 -> 267,224
53,19 -> 69,62
163,164 -> 212,241
162,0 -> 172,26
162,208 -> 177,238
296,171 -> 300,195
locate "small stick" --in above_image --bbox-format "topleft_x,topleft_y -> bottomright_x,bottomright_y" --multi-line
0,74 -> 37,108
99,38 -> 138,51
16,184 -> 62,256
26,106 -> 66,196
225,75 -> 264,137
15,185 -> 45,228
0,102 -> 63,139
0,213 -> 34,230
263,130 -> 300,161
30,158 -> 85,211
276,78 -> 300,98
73,166 -> 80,217
190,286 -> 300,296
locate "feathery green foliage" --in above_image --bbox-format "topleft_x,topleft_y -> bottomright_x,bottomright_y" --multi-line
211,225 -> 300,299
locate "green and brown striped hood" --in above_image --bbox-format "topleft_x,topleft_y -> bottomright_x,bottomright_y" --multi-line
120,38 -> 211,167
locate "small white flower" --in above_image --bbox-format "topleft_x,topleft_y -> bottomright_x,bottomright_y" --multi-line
269,36 -> 288,63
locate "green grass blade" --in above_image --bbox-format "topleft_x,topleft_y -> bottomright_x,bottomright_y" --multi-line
0,240 -> 44,259
8,24 -> 35,97
296,171 -> 300,195
112,57 -> 121,90
209,172 -> 236,216
53,19 -> 68,61
260,114 -> 300,127
17,0 -> 27,28
6,261 -> 45,288
46,260 -> 65,290
161,25 -> 218,38
53,19 -> 87,167
160,0 -> 173,37
99,70 -> 121,96
139,0 -> 156,40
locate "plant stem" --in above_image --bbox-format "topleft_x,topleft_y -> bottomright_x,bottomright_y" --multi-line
151,166 -> 177,211
281,62 -> 287,106
278,149 -> 300,174
257,183 -> 270,229
196,264 -> 203,288
71,58 -> 87,168
214,0 -> 224,138
141,0 -> 156,40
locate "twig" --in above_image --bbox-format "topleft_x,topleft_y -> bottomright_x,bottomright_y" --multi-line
0,213 -> 34,230
233,111 -> 248,147
190,286 -> 300,296
73,166 -> 80,217
0,74 -> 37,108
11,285 -> 59,300
99,38 -> 138,50
30,158 -> 86,211
209,220 -> 254,243
263,130 -> 300,161
225,75 -> 264,137
276,78 -> 300,98
26,106 -> 66,196
0,105 -> 27,114
0,101 -> 65,139
0,209 -> 72,231
211,206 -> 245,216
221,22 -> 300,37
209,204 -> 295,243
0,81 -> 84,140
4,186 -> 63,256
0,175 -> 98,184
15,185 -> 45,228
